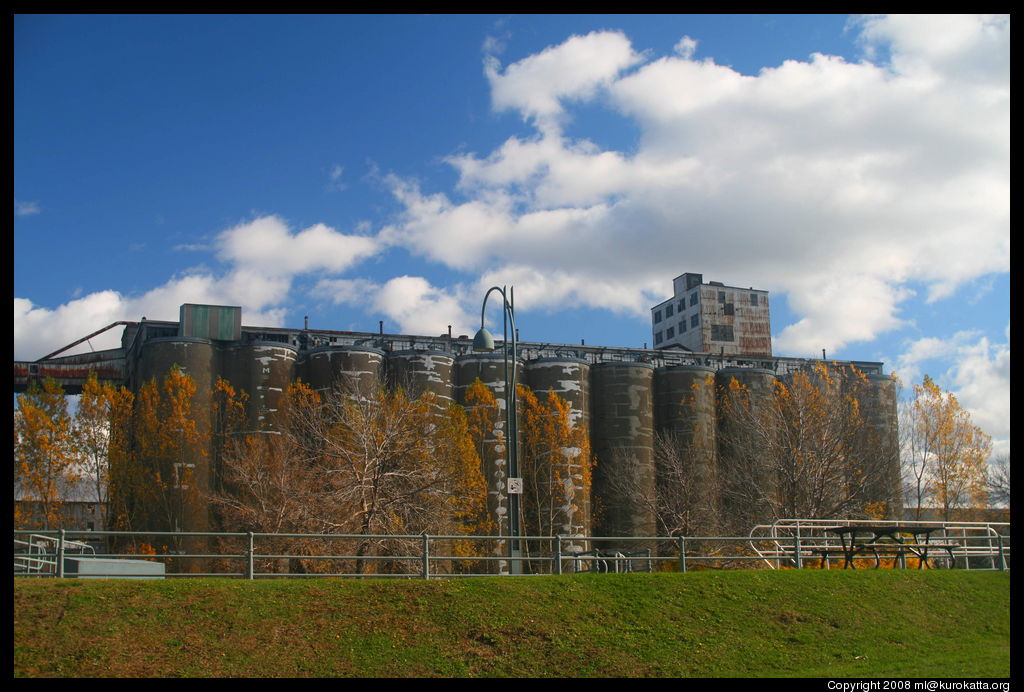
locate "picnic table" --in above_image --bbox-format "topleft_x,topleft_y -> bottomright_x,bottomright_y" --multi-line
811,525 -> 957,569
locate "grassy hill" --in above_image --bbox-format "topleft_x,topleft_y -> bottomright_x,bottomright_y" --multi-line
14,570 -> 1010,677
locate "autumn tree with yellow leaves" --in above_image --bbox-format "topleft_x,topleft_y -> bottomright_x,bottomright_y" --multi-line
213,381 -> 489,574
901,375 -> 991,522
74,372 -> 118,514
14,378 -> 77,530
517,385 -> 593,561
717,364 -> 901,532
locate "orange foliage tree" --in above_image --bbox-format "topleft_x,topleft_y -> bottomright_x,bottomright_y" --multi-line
212,381 -> 488,574
14,378 -> 77,530
107,366 -> 207,538
717,364 -> 900,531
517,385 -> 593,558
74,372 -> 118,514
901,375 -> 991,522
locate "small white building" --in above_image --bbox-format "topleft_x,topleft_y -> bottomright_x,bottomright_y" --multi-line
650,273 -> 772,356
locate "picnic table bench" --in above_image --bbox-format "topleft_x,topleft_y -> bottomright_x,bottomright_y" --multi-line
807,525 -> 957,569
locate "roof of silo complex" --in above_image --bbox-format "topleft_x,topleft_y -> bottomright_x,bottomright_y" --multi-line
13,316 -> 887,394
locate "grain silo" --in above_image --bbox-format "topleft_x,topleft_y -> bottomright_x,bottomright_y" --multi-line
861,372 -> 902,518
300,345 -> 385,400
387,349 -> 456,405
136,337 -> 218,539
589,361 -> 657,553
455,352 -> 523,573
715,367 -> 778,532
653,365 -> 719,535
219,342 -> 298,430
524,357 -> 592,555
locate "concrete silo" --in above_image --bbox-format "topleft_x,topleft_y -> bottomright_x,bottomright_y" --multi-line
218,342 -> 298,430
589,362 -> 657,553
300,345 -> 385,400
387,350 -> 456,406
715,367 -> 778,532
455,352 -> 523,573
135,337 -> 218,559
653,365 -> 719,535
524,357 -> 592,555
861,372 -> 902,518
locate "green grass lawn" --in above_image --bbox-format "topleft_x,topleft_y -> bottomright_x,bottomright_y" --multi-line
14,570 -> 1010,678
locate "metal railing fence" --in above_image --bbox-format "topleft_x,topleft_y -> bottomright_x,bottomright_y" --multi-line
14,523 -> 1009,579
749,519 -> 1010,570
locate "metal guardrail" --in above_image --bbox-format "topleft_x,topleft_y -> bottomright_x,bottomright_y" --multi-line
748,519 -> 1010,571
13,525 -> 1009,579
13,531 -> 96,576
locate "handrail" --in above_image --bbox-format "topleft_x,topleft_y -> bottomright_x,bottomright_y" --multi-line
14,527 -> 1007,578
748,519 -> 1009,570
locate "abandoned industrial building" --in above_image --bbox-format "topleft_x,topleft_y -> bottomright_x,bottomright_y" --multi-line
651,273 -> 772,356
14,274 -> 903,555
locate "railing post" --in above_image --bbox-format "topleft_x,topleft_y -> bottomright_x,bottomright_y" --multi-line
56,529 -> 66,578
996,533 -> 1006,572
794,535 -> 802,569
246,532 -> 254,580
554,535 -> 562,575
679,535 -> 687,573
422,533 -> 430,580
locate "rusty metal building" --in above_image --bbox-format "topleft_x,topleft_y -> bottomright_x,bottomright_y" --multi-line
651,272 -> 772,356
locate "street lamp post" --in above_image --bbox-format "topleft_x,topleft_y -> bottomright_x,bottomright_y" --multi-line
472,285 -> 522,574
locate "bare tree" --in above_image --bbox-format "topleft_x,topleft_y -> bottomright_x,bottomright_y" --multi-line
718,364 -> 901,533
987,454 -> 1010,509
212,380 -> 488,574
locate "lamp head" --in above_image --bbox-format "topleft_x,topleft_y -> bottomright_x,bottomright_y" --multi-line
472,327 -> 495,352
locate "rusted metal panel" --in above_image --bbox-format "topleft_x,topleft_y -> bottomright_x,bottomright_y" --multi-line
14,353 -> 126,393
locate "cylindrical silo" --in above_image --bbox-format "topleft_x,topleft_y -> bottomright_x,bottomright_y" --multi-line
524,358 -> 592,557
136,337 -> 218,544
455,352 -> 523,573
653,365 -> 718,536
387,349 -> 456,406
299,345 -> 385,400
219,342 -> 299,430
589,362 -> 656,554
862,372 -> 902,519
715,367 -> 778,533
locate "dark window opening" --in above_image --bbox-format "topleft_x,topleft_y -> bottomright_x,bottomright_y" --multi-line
711,325 -> 735,341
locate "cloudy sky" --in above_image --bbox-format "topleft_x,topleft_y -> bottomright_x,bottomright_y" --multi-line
14,14 -> 1009,456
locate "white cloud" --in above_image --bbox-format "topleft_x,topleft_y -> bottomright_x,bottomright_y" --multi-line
14,215 -> 382,360
15,200 -> 41,216
13,281 -> 288,361
380,15 -> 1008,357
485,30 -> 644,130
892,326 -> 1010,447
314,276 -> 475,338
217,216 -> 378,277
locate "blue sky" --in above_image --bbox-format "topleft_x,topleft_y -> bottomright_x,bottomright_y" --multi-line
14,15 -> 1009,455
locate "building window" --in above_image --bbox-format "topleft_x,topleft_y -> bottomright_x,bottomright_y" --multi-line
691,314 -> 699,328
677,300 -> 685,312
666,327 -> 675,339
711,325 -> 735,341
679,320 -> 686,333
724,303 -> 734,316
654,331 -> 663,345
665,304 -> 674,318
751,293 -> 759,306
718,291 -> 726,303
690,292 -> 699,307
654,310 -> 662,323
